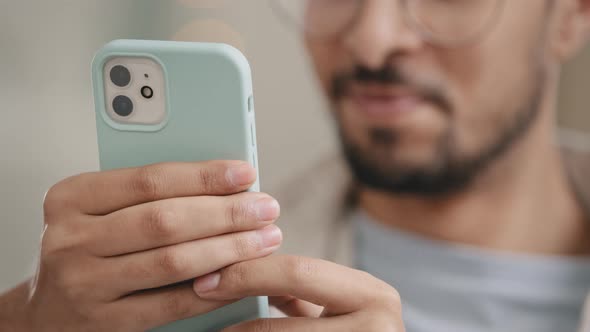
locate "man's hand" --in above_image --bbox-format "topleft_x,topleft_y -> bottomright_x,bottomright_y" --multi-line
194,255 -> 405,332
13,160 -> 282,332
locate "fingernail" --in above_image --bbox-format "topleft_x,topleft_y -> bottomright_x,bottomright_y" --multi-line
194,272 -> 221,295
226,162 -> 255,187
254,197 -> 280,223
256,225 -> 282,248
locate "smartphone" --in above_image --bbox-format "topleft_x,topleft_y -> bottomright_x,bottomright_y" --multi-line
91,39 -> 266,332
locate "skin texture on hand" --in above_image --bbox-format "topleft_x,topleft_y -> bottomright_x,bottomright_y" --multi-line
0,160 -> 283,332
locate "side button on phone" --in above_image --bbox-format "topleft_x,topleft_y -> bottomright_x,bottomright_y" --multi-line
248,95 -> 254,112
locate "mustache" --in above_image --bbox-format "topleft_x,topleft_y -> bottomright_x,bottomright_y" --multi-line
330,65 -> 453,114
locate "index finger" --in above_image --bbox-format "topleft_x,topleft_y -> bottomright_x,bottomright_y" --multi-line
193,255 -> 400,316
49,160 -> 256,215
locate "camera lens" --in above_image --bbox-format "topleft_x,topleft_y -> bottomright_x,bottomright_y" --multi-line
112,95 -> 134,117
141,86 -> 154,99
110,65 -> 131,87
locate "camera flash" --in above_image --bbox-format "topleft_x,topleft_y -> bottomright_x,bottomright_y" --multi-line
141,86 -> 154,99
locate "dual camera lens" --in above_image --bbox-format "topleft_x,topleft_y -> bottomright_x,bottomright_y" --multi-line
109,65 -> 153,117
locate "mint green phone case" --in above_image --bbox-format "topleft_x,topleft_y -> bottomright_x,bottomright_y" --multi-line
92,40 -> 267,331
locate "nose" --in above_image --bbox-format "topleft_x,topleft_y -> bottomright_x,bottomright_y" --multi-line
342,0 -> 423,69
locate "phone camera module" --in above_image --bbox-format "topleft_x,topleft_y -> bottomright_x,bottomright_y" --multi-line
141,86 -> 154,99
112,95 -> 134,117
110,65 -> 131,87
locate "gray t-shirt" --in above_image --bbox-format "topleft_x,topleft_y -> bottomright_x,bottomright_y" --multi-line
353,211 -> 590,332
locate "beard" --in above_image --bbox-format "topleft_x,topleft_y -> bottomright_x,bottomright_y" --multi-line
333,64 -> 545,197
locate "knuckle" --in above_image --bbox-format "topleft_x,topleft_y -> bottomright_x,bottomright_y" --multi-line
197,166 -> 219,192
43,181 -> 71,220
383,286 -> 402,305
370,280 -> 402,313
145,203 -> 177,239
156,248 -> 186,276
160,291 -> 191,319
40,224 -> 82,256
381,288 -> 402,313
132,165 -> 166,200
226,199 -> 249,230
231,233 -> 257,259
376,279 -> 401,302
225,261 -> 250,286
283,256 -> 317,283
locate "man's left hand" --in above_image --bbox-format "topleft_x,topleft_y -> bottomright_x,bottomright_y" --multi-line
194,255 -> 405,331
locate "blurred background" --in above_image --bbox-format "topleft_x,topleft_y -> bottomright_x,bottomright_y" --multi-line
0,0 -> 588,291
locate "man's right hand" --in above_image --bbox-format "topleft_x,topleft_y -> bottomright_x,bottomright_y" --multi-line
15,160 -> 282,332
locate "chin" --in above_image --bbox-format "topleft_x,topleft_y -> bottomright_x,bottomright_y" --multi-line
341,122 -> 447,159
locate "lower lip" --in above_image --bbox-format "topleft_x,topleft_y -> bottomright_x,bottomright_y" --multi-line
351,95 -> 423,119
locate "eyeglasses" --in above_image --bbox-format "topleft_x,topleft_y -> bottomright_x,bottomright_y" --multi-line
269,0 -> 506,47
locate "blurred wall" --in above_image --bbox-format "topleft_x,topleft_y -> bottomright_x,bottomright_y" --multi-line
0,0 -> 588,291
